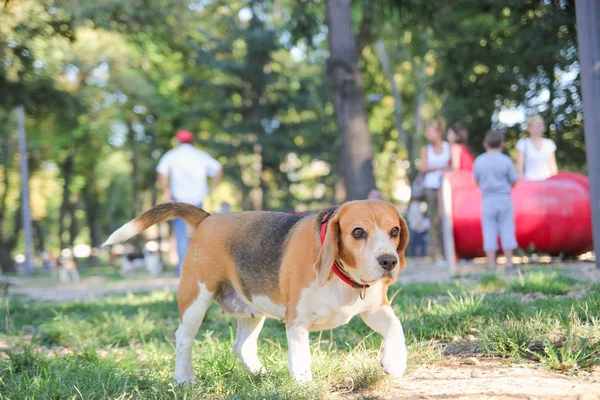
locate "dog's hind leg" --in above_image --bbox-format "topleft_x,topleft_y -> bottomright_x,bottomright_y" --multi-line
174,282 -> 215,384
233,315 -> 266,373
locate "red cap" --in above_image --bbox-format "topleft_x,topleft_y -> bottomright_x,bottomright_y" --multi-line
175,130 -> 193,143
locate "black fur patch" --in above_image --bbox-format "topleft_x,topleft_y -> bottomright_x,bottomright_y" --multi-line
227,212 -> 310,298
315,206 -> 339,237
126,253 -> 145,262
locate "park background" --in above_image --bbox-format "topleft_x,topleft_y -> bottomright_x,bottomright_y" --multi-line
3,2 -> 600,399
0,0 -> 588,271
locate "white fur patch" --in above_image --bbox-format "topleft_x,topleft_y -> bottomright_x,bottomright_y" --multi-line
233,316 -> 266,373
360,227 -> 399,282
251,295 -> 286,320
361,305 -> 407,377
296,279 -> 384,331
286,324 -> 312,383
103,221 -> 139,247
174,283 -> 214,384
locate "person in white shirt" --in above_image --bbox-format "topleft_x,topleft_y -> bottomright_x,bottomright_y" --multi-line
156,130 -> 222,276
516,115 -> 558,181
419,117 -> 450,266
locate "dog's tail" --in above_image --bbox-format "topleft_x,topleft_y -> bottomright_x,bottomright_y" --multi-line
103,203 -> 210,247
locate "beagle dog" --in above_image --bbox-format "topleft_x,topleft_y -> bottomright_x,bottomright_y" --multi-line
103,200 -> 409,383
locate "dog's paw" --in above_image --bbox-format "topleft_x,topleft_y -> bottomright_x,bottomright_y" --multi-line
174,367 -> 196,385
246,362 -> 267,375
174,374 -> 196,385
380,345 -> 407,378
292,370 -> 313,384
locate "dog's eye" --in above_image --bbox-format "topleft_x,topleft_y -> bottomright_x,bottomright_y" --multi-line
390,227 -> 400,237
352,228 -> 366,239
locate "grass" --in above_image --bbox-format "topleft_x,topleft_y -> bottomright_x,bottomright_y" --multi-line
0,267 -> 599,399
510,268 -> 581,295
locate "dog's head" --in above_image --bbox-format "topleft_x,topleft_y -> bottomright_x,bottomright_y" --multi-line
314,200 -> 409,287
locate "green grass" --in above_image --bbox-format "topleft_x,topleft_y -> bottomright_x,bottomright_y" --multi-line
0,267 -> 599,399
510,268 -> 581,295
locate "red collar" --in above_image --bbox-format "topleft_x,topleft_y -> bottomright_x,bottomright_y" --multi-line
320,211 -> 370,291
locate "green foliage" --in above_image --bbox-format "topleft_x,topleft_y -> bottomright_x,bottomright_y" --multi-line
398,0 -> 583,166
181,0 -> 335,210
0,0 -> 588,268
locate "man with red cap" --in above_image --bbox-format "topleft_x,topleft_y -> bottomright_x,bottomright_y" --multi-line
156,130 -> 222,276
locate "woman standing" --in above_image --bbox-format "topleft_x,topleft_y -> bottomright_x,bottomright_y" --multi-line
447,124 -> 474,171
516,115 -> 558,180
420,117 -> 451,265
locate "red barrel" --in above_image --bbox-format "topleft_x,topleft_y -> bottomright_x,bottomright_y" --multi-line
445,171 -> 593,258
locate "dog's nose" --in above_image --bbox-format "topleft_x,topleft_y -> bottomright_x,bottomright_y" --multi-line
377,254 -> 398,271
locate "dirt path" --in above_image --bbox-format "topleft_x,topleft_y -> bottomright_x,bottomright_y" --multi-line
342,359 -> 600,400
9,259 -> 598,302
10,275 -> 180,302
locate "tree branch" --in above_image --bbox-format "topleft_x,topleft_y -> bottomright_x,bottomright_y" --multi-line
355,1 -> 374,55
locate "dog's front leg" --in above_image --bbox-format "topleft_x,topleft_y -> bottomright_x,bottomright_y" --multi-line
361,305 -> 407,378
286,323 -> 313,383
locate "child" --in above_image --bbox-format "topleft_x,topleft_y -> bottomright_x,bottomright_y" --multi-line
406,198 -> 429,258
473,130 -> 519,269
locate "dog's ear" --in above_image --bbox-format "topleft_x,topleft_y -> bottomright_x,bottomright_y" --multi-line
396,214 -> 410,271
313,213 -> 340,287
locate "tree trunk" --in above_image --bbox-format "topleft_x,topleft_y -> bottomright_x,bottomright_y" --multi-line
334,144 -> 347,204
33,220 -> 44,254
374,40 -> 408,150
58,155 -> 74,251
150,134 -> 164,263
575,0 -> 600,269
0,247 -> 15,274
129,129 -> 142,250
68,197 -> 78,249
130,128 -> 140,219
83,182 -> 101,268
0,202 -> 23,274
410,64 -> 426,182
326,0 -> 376,200
83,187 -> 101,249
250,142 -> 264,211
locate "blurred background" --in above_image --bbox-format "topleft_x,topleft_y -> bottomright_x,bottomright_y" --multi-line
0,0 -> 586,273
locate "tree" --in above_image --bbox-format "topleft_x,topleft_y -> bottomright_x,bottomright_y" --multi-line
397,1 -> 582,165
0,0 -> 80,272
182,0 -> 336,210
325,0 -> 376,201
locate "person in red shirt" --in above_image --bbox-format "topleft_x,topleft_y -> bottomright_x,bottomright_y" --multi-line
447,124 -> 474,171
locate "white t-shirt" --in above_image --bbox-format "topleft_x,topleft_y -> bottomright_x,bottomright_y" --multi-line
156,144 -> 222,205
516,138 -> 557,181
406,201 -> 430,233
423,141 -> 451,189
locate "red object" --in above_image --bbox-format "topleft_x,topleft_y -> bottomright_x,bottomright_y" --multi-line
175,130 -> 194,143
320,211 -> 369,289
458,145 -> 474,171
443,171 -> 593,258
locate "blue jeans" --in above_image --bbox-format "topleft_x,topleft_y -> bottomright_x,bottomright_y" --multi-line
171,201 -> 202,277
172,218 -> 188,277
409,230 -> 427,258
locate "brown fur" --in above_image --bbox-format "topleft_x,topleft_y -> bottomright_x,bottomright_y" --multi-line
135,203 -> 210,234
107,201 -> 408,324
